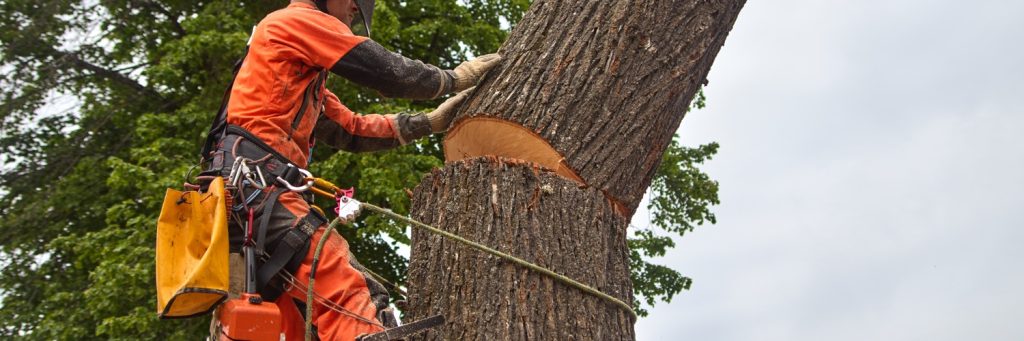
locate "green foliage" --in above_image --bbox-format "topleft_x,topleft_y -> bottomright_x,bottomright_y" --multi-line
0,0 -> 715,337
631,138 -> 719,316
630,90 -> 720,316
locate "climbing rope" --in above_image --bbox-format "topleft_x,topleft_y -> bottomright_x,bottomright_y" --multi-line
306,216 -> 338,341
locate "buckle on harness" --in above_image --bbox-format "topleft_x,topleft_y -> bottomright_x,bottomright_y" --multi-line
276,164 -> 314,192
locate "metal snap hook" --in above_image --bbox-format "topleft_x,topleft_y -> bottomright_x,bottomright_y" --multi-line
276,165 -> 314,192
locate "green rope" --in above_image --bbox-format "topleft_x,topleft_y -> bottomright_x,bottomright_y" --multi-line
360,202 -> 637,320
305,217 -> 340,341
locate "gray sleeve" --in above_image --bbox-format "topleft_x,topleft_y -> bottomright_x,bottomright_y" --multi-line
330,40 -> 455,100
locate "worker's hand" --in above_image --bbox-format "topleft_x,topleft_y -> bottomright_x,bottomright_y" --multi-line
453,54 -> 501,91
427,87 -> 475,133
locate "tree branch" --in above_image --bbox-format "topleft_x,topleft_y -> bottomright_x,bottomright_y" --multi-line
60,52 -> 151,95
133,0 -> 188,38
35,43 -> 172,108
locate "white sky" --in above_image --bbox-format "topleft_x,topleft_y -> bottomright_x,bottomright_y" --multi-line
634,0 -> 1024,340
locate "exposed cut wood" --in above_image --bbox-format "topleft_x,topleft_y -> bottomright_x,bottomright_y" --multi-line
444,116 -> 584,184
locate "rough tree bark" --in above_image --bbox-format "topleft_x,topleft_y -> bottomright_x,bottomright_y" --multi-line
406,0 -> 745,339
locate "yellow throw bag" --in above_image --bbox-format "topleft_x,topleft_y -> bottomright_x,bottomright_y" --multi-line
156,176 -> 230,319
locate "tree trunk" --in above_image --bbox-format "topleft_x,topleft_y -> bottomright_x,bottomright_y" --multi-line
408,158 -> 633,339
406,0 -> 745,339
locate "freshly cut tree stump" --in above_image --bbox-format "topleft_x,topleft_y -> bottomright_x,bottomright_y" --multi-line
407,157 -> 632,340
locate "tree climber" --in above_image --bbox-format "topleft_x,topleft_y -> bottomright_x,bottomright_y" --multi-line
197,0 -> 500,339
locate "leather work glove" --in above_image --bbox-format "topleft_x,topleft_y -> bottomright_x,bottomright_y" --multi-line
427,87 -> 475,133
453,54 -> 501,91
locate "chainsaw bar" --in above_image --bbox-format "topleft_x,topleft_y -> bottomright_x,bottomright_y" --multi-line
357,314 -> 445,341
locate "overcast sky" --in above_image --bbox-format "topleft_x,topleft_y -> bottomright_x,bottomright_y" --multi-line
634,0 -> 1024,340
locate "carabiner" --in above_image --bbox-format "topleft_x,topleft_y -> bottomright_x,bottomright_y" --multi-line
244,166 -> 266,189
254,163 -> 267,188
226,156 -> 245,185
234,162 -> 251,188
276,165 -> 314,192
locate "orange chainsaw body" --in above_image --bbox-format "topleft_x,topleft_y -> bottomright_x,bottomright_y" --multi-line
217,293 -> 282,341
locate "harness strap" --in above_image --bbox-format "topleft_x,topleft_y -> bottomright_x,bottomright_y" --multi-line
256,228 -> 308,300
255,189 -> 282,253
256,211 -> 326,301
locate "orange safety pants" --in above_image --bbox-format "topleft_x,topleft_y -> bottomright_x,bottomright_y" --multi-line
277,228 -> 386,340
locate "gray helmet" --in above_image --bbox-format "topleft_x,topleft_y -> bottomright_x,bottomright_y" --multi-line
313,0 -> 374,36
353,0 -> 374,36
